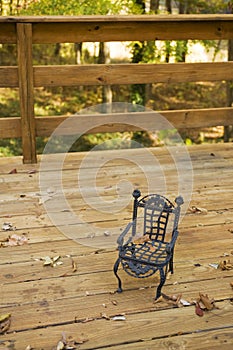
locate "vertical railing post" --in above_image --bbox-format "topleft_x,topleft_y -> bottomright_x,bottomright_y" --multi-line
17,23 -> 37,163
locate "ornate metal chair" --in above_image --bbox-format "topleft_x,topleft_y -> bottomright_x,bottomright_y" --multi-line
114,189 -> 183,300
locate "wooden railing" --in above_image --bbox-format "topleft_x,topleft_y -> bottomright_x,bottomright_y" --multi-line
0,15 -> 233,163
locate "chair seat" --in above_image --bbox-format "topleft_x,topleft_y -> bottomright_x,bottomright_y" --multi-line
120,240 -> 171,267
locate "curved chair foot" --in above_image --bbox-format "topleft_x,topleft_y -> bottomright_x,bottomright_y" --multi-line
155,268 -> 166,300
113,258 -> 123,293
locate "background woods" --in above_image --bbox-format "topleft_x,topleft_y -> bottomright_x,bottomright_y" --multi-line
0,0 -> 233,158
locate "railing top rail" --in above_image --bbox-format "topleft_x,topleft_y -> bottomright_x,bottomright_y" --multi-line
1,14 -> 233,23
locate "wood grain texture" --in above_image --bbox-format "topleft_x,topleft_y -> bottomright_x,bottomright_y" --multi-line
34,62 -> 233,86
1,107 -> 232,139
1,16 -> 233,163
0,67 -> 18,87
17,23 -> 37,163
0,143 -> 233,349
0,23 -> 16,43
1,15 -> 233,42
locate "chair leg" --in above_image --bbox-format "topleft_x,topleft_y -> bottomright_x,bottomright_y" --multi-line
155,267 -> 166,300
169,255 -> 174,274
113,257 -> 123,293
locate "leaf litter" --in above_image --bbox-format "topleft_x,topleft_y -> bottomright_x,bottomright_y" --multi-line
42,255 -> 63,267
2,222 -> 16,231
154,292 -> 216,317
188,206 -> 208,214
55,331 -> 88,349
0,233 -> 28,247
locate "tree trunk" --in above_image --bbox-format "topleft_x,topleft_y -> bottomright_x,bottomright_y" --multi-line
166,0 -> 172,13
131,0 -> 146,105
54,43 -> 61,58
75,42 -> 83,65
150,0 -> 160,13
175,1 -> 188,62
98,42 -> 112,106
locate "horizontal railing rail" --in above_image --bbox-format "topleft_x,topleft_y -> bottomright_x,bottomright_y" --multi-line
0,15 -> 233,163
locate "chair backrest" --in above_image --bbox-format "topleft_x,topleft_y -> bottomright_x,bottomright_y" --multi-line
132,190 -> 183,242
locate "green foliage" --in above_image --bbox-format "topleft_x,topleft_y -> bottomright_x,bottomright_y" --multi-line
20,0 -> 141,15
0,139 -> 22,157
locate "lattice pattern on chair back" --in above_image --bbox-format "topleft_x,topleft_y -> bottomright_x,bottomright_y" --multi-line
142,195 -> 173,242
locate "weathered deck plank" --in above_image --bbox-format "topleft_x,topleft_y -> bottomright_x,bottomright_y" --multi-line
0,143 -> 233,349
0,301 -> 232,349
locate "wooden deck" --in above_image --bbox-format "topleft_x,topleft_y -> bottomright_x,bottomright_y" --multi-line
0,143 -> 233,349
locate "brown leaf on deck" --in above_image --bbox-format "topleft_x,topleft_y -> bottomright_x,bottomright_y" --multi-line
4,234 -> 28,247
9,168 -> 17,174
194,293 -> 216,318
133,234 -> 150,244
154,293 -> 183,307
219,259 -> 233,270
0,313 -> 11,334
195,302 -> 204,317
56,332 -> 88,349
188,206 -> 208,214
100,312 -> 110,320
71,258 -> 77,273
198,293 -> 215,310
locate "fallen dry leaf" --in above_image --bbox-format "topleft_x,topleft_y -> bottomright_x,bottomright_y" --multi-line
2,222 -> 16,231
180,298 -> 192,306
0,313 -> 11,334
9,168 -> 17,174
100,312 -> 110,320
1,234 -> 28,247
195,302 -> 204,317
71,258 -> 77,272
55,332 -> 88,350
133,234 -> 150,244
42,255 -> 63,267
209,263 -> 219,269
194,292 -> 216,316
198,293 -> 215,311
27,169 -> 37,174
189,206 -> 208,214
56,340 -> 65,350
154,293 -> 183,307
25,346 -> 33,350
111,315 -> 126,321
219,259 -> 233,270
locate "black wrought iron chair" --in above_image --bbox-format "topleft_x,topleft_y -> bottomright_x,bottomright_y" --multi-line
113,189 -> 183,300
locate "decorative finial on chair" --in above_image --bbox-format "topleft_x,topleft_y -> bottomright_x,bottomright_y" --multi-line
175,196 -> 184,206
133,189 -> 141,199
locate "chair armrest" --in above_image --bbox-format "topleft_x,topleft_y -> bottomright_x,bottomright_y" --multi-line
166,230 -> 179,254
117,222 -> 134,246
